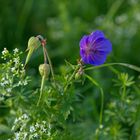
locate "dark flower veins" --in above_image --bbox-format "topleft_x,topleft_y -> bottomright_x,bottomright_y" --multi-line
79,30 -> 112,66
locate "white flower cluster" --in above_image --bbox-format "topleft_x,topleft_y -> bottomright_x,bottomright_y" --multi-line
11,113 -> 51,140
13,48 -> 19,54
0,75 -> 13,97
12,114 -> 29,131
1,48 -> 9,60
29,120 -> 50,139
0,48 -> 29,99
10,114 -> 30,140
0,77 -> 12,88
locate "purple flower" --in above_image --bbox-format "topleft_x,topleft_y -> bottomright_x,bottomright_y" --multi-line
79,30 -> 112,66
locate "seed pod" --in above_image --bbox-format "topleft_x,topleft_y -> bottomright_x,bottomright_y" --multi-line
27,36 -> 41,51
25,36 -> 41,66
39,64 -> 50,78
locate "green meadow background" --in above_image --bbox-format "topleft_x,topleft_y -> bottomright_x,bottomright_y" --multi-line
1,0 -> 140,66
0,0 -> 140,139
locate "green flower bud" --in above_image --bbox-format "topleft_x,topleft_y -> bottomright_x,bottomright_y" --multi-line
39,64 -> 50,78
75,72 -> 81,80
25,36 -> 41,66
27,36 -> 41,51
75,67 -> 83,80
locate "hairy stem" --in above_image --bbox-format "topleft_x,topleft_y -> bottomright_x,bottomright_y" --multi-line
85,63 -> 140,73
43,45 -> 47,64
37,76 -> 45,106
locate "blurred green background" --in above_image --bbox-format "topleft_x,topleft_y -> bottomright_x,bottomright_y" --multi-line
1,0 -> 140,139
1,0 -> 140,67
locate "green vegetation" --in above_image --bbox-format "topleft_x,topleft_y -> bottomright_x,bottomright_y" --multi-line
0,0 -> 140,139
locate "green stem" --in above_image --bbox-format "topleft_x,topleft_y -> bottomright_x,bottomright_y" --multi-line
99,87 -> 104,125
85,63 -> 140,73
37,76 -> 45,106
121,86 -> 126,101
64,65 -> 79,93
44,46 -> 56,86
43,45 -> 47,64
85,74 -> 104,126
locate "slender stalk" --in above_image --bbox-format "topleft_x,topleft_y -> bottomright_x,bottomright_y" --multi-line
37,43 -> 56,106
43,45 -> 47,64
99,87 -> 104,125
85,63 -> 140,73
36,45 -> 47,106
121,86 -> 126,101
37,76 -> 45,106
43,46 -> 56,86
84,74 -> 104,126
64,65 -> 79,93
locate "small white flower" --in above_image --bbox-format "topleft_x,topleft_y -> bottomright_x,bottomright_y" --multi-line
23,80 -> 28,86
14,118 -> 19,123
3,80 -> 9,85
22,114 -> 29,119
18,81 -> 22,86
2,48 -> 8,55
13,58 -> 19,64
30,126 -> 36,133
42,128 -> 47,133
42,121 -> 46,124
23,132 -> 28,140
2,77 -> 5,81
33,133 -> 39,138
13,48 -> 19,54
35,123 -> 40,128
11,67 -> 16,72
0,82 -> 5,87
7,88 -> 12,93
14,132 -> 19,140
18,117 -> 22,121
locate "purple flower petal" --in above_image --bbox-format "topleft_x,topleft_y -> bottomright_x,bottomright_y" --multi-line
93,38 -> 112,54
79,30 -> 112,66
79,35 -> 89,49
90,52 -> 107,65
89,30 -> 105,44
81,51 -> 107,66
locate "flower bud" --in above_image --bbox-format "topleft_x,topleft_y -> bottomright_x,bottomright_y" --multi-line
75,67 -> 83,80
75,72 -> 81,80
25,37 -> 41,66
39,64 -> 50,78
27,36 -> 41,50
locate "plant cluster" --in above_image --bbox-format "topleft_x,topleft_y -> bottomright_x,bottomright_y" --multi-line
0,31 -> 140,140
